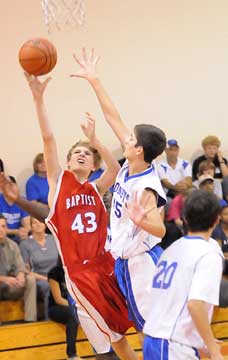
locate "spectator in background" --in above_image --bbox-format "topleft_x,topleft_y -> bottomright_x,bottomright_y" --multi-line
26,153 -> 49,205
0,176 -> 30,243
193,160 -> 223,198
20,217 -> 58,320
48,259 -> 81,360
192,135 -> 228,181
0,215 -> 37,322
157,139 -> 192,200
212,203 -> 228,275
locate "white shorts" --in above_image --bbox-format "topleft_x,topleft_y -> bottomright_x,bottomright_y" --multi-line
115,245 -> 163,331
143,336 -> 200,360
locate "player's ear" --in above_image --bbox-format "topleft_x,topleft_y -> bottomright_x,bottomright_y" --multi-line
136,146 -> 143,157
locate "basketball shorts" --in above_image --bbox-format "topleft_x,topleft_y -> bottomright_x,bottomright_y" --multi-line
143,336 -> 200,360
115,245 -> 163,331
64,251 -> 133,353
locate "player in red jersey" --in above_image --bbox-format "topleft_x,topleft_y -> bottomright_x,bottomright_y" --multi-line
24,73 -> 138,360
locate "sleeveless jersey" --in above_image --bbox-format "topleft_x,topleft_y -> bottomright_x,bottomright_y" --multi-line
143,236 -> 224,350
110,160 -> 166,258
46,170 -> 108,276
46,170 -> 132,336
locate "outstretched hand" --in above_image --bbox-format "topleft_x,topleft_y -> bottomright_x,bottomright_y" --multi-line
71,48 -> 100,80
0,173 -> 19,203
24,72 -> 51,100
80,112 -> 96,144
126,191 -> 156,226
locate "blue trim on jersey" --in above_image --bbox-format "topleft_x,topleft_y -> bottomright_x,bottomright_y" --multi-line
115,258 -> 145,331
160,164 -> 168,173
182,160 -> 189,170
193,347 -> 200,359
123,165 -> 155,183
184,235 -> 205,241
147,245 -> 163,264
143,336 -> 169,360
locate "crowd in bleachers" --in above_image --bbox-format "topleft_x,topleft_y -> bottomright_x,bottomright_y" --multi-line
0,132 -> 228,359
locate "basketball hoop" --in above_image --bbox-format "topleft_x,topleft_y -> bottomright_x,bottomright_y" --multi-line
41,0 -> 85,32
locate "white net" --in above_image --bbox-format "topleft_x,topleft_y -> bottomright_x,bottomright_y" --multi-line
41,0 -> 85,32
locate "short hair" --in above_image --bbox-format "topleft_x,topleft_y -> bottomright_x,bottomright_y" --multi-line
134,124 -> 166,163
0,214 -> 7,222
201,135 -> 221,149
66,141 -> 102,169
198,160 -> 215,176
33,153 -> 44,173
183,189 -> 220,232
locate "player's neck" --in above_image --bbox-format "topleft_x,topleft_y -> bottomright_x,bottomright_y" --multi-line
128,159 -> 150,176
187,230 -> 212,241
72,170 -> 88,184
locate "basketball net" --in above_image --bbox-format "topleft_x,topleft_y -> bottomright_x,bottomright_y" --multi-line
41,0 -> 85,32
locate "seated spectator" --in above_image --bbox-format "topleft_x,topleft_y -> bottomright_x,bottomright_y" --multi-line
212,203 -> 228,275
158,139 -> 192,200
20,218 -> 58,319
193,160 -> 223,198
161,191 -> 188,249
0,176 -> 30,243
26,153 -> 49,205
0,215 -> 36,322
48,260 -> 81,360
192,135 -> 228,181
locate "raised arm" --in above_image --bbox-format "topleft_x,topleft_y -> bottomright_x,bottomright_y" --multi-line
24,73 -> 61,207
71,48 -> 130,149
81,113 -> 120,196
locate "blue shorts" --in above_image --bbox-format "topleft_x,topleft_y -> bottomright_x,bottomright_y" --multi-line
143,336 -> 200,360
115,245 -> 163,331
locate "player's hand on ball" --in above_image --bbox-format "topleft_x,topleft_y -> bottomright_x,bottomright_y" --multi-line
24,72 -> 51,100
71,48 -> 100,81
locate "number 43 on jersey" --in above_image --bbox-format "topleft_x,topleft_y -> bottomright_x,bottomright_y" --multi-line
71,212 -> 97,234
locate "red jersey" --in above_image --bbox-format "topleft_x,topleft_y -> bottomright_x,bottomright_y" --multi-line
47,170 -> 108,272
46,170 -> 132,336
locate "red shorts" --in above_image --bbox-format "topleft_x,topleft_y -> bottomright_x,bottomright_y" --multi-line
65,251 -> 132,344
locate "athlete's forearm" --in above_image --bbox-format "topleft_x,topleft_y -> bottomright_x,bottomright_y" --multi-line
188,300 -> 222,358
88,77 -> 129,147
15,197 -> 49,222
138,215 -> 166,238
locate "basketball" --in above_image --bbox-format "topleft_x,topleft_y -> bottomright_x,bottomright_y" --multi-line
18,38 -> 57,76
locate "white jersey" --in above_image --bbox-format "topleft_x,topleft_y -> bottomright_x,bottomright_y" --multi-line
158,158 -> 192,193
143,235 -> 223,350
110,160 -> 166,259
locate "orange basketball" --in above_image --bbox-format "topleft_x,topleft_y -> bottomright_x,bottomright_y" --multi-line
18,38 -> 57,76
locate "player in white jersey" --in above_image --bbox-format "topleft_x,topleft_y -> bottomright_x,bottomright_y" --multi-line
143,189 -> 224,360
71,48 -> 167,332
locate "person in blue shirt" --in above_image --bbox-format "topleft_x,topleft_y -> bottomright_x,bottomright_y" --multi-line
26,153 -> 49,205
0,176 -> 30,243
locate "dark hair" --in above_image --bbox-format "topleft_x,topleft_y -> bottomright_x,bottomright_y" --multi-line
0,159 -> 4,172
183,189 -> 220,232
134,124 -> 166,163
0,214 -> 7,222
9,176 -> 16,184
